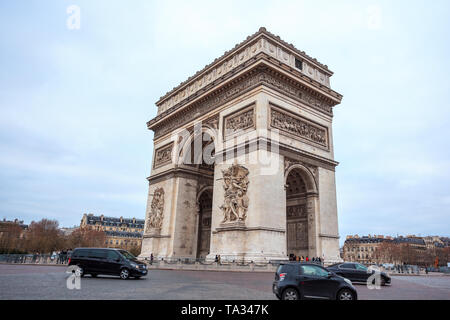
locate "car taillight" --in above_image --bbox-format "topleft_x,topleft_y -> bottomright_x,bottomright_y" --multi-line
279,273 -> 286,281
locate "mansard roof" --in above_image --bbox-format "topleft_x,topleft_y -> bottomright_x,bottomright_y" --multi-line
85,214 -> 144,228
105,230 -> 143,238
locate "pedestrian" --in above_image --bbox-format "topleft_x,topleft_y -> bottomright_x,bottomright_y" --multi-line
150,253 -> 154,265
218,255 -> 221,264
306,256 -> 309,262
295,255 -> 299,262
300,256 -> 304,262
215,255 -> 218,263
312,257 -> 316,263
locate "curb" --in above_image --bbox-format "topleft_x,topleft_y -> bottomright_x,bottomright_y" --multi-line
0,262 -> 68,267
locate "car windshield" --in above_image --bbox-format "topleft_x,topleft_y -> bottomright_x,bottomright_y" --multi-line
118,250 -> 136,260
355,263 -> 368,271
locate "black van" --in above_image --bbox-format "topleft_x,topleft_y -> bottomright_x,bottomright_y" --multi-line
68,248 -> 147,280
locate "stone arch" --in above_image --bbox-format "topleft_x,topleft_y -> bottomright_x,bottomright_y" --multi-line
195,186 -> 213,259
284,163 -> 319,259
284,164 -> 318,195
177,126 -> 217,167
196,185 -> 214,204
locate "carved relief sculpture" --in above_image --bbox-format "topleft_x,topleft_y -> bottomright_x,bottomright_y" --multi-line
146,187 -> 165,230
154,143 -> 173,168
270,107 -> 328,147
224,106 -> 255,137
219,164 -> 250,223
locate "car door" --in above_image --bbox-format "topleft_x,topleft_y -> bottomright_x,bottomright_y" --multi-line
104,250 -> 123,275
299,265 -> 337,299
86,249 -> 106,274
338,263 -> 357,281
354,263 -> 371,282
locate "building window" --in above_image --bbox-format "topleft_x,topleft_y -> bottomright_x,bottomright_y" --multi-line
295,58 -> 303,70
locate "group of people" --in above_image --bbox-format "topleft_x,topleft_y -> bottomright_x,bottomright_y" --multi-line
214,255 -> 221,263
289,254 -> 323,264
50,249 -> 73,264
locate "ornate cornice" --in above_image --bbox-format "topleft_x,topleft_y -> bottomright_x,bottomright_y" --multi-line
149,63 -> 338,139
156,27 -> 335,112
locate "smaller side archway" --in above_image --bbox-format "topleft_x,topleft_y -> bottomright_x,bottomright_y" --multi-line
195,186 -> 213,259
284,164 -> 319,260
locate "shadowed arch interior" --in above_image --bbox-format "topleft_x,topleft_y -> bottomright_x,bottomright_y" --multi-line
286,168 -> 309,259
196,189 -> 212,259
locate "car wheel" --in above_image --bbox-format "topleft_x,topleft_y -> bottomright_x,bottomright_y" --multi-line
337,289 -> 355,301
282,288 -> 300,300
120,268 -> 130,280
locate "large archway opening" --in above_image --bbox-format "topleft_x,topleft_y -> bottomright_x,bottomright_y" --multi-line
178,129 -> 216,260
285,168 -> 309,259
196,189 -> 212,259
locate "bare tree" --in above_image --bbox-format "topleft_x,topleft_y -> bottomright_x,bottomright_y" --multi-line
67,228 -> 106,248
24,219 -> 64,254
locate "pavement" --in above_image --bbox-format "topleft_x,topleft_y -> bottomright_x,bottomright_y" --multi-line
0,264 -> 449,300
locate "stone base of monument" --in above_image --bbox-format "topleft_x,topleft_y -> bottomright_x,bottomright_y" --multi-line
206,223 -> 289,263
138,228 -> 169,260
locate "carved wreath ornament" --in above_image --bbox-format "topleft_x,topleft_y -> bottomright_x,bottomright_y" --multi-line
146,187 -> 165,230
220,164 -> 250,223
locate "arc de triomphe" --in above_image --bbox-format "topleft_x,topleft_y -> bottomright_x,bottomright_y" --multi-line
139,28 -> 343,264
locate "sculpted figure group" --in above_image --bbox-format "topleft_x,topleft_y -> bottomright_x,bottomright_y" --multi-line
146,187 -> 165,230
219,164 -> 250,223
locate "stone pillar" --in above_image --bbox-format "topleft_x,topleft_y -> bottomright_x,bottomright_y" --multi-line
207,150 -> 288,263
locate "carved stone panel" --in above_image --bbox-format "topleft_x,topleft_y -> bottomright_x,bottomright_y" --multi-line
146,187 -> 165,231
154,143 -> 173,168
270,105 -> 328,148
219,164 -> 250,224
286,204 -> 307,219
287,220 -> 308,251
223,104 -> 255,138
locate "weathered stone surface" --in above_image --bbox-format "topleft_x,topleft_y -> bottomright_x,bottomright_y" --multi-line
140,29 -> 342,264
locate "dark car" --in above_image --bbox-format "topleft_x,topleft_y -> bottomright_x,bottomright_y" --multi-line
68,248 -> 147,280
327,262 -> 391,286
272,262 -> 357,300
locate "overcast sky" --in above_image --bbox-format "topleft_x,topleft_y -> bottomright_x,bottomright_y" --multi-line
1,1 -> 449,245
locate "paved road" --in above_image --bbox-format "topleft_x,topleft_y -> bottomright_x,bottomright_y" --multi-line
0,264 -> 449,300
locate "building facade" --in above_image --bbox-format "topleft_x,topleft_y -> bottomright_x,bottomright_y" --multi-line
140,28 -> 343,264
342,234 -> 447,264
343,235 -> 392,264
80,213 -> 144,250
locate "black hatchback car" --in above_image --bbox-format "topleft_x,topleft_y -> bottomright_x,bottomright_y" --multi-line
327,262 -> 391,286
68,248 -> 147,280
273,263 -> 357,300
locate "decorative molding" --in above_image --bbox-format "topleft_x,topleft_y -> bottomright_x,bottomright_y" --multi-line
270,105 -> 329,149
319,233 -> 340,239
155,28 -> 339,115
153,142 -> 173,168
150,66 -> 335,139
286,204 -> 307,219
219,164 -> 250,224
214,226 -> 285,234
223,104 -> 256,139
203,113 -> 219,130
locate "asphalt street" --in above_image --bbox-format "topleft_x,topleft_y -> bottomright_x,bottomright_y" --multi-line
0,264 -> 449,300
